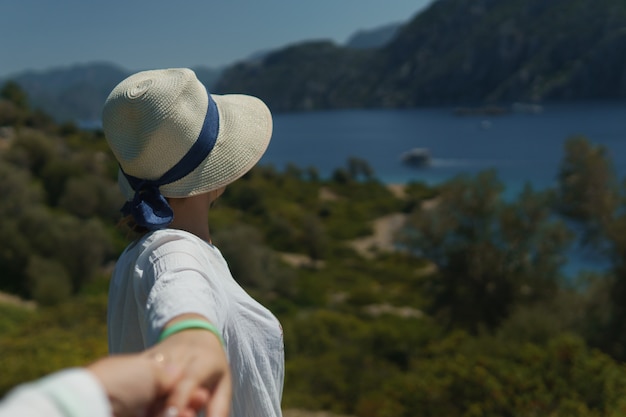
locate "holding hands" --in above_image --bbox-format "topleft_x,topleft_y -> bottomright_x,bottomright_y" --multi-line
88,314 -> 231,417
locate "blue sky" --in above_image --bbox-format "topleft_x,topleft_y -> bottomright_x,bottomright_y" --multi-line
0,0 -> 434,77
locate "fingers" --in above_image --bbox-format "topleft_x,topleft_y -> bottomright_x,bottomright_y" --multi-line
187,388 -> 210,411
205,371 -> 232,417
175,389 -> 209,417
158,364 -> 230,417
162,377 -> 197,417
149,327 -> 232,417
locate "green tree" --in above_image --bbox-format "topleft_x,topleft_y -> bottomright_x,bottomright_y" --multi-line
556,136 -> 619,246
347,157 -> 375,181
213,224 -> 295,298
58,174 -> 122,220
0,81 -> 28,110
7,130 -> 56,177
592,212 -> 626,360
0,100 -> 23,126
0,162 -> 44,295
39,158 -> 83,206
26,256 -> 72,306
398,171 -> 571,331
58,218 -> 113,294
299,213 -> 329,261
331,167 -> 351,184
553,137 -> 626,360
17,208 -> 113,294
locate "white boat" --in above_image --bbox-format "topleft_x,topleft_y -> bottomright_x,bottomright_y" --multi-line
400,147 -> 431,168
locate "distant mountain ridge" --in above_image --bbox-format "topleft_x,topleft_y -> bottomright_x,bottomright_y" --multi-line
0,63 -> 222,123
215,0 -> 626,111
4,62 -> 130,123
4,0 -> 626,120
345,22 -> 403,49
0,21 -> 402,123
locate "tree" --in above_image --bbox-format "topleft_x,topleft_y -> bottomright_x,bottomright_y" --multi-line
299,213 -> 329,261
56,218 -> 113,294
553,137 -> 626,359
347,157 -> 375,181
331,167 -> 351,184
213,224 -> 295,297
58,174 -> 122,220
590,208 -> 626,360
0,100 -> 22,126
0,81 -> 28,110
26,256 -> 72,306
398,170 -> 571,332
305,166 -> 320,182
556,136 -> 619,246
8,130 -> 57,177
0,162 -> 44,295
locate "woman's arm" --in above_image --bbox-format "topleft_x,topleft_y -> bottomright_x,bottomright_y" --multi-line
147,313 -> 232,417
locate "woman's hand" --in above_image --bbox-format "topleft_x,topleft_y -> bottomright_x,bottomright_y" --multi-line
146,314 -> 232,417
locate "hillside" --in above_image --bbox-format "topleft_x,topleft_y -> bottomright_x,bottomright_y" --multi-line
6,0 -> 624,119
344,22 -> 403,49
6,83 -> 626,416
215,0 -> 626,111
0,63 -> 222,123
3,62 -> 129,124
0,19 -> 405,124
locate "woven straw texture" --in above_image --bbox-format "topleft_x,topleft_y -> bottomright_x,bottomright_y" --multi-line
102,68 -> 272,199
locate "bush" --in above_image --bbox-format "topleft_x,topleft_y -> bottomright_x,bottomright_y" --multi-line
26,256 -> 72,306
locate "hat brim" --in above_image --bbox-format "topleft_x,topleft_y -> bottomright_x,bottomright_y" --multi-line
119,93 -> 272,200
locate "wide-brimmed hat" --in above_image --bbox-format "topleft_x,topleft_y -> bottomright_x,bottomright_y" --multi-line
102,68 -> 272,229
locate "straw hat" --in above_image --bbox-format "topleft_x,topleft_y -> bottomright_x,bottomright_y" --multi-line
103,68 -> 272,200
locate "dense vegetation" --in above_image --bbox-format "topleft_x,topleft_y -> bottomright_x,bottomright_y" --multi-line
4,83 -> 626,416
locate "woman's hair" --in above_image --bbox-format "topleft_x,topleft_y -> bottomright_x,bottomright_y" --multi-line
117,215 -> 150,237
117,188 -> 226,238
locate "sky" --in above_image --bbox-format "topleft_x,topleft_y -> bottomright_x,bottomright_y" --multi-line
0,0 -> 434,78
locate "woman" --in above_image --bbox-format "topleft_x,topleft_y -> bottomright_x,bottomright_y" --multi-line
102,68 -> 284,417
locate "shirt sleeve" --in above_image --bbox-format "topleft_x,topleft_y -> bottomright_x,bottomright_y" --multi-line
0,368 -> 110,417
137,236 -> 228,346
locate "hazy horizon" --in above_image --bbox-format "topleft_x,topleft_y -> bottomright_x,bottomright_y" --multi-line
0,0 -> 434,78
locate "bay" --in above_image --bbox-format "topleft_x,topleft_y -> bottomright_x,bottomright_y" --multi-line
263,100 -> 626,196
262,101 -> 626,277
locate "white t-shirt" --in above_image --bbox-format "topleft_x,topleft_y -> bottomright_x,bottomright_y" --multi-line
107,229 -> 284,417
0,369 -> 110,417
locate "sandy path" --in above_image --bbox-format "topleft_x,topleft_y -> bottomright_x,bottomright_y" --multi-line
0,291 -> 36,309
349,212 -> 407,258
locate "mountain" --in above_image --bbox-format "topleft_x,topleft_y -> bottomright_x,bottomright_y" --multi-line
215,0 -> 626,111
1,62 -> 130,123
0,63 -> 222,124
0,18 -> 412,123
345,22 -> 403,49
6,0 -> 626,119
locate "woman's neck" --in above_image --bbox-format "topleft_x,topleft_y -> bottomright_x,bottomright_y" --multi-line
168,194 -> 212,242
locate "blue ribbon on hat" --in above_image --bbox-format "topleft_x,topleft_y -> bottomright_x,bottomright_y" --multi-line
120,93 -> 219,230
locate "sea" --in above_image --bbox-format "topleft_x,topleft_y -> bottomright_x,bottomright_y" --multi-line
261,100 -> 626,278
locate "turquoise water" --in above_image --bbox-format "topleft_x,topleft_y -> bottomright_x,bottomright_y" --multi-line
263,101 -> 626,277
264,101 -> 626,195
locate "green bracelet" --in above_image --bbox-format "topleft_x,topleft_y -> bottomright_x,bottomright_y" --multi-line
158,319 -> 224,346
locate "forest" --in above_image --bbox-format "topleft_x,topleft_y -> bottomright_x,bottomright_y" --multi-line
3,81 -> 626,417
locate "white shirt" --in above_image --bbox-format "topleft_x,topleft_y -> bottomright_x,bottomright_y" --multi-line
107,229 -> 284,417
0,369 -> 110,417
